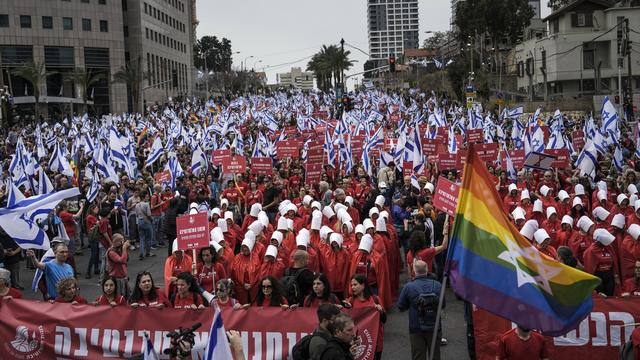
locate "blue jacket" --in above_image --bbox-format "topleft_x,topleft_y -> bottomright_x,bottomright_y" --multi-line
397,275 -> 444,333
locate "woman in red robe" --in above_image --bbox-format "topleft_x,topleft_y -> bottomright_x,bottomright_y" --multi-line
347,234 -> 392,310
230,238 -> 262,304
318,233 -> 352,298
163,242 -> 194,298
259,245 -> 287,279
583,228 -> 620,296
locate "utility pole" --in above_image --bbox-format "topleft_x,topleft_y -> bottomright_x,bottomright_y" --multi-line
340,38 -> 345,91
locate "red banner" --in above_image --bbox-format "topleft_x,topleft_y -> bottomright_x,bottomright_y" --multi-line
475,143 -> 499,163
154,170 -> 171,184
277,140 -> 302,159
221,155 -> 246,174
438,153 -> 459,170
211,149 -> 231,166
251,157 -> 273,175
305,163 -> 323,185
402,161 -> 414,177
473,297 -> 640,360
544,149 -> 570,168
0,300 -> 380,360
351,135 -> 365,163
176,212 -> 209,251
422,139 -> 442,157
432,176 -> 461,216
572,130 -> 585,150
467,129 -> 484,144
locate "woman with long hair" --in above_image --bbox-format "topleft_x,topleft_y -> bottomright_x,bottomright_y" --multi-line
253,275 -> 289,309
196,246 -> 227,293
95,276 -> 126,306
345,274 -> 386,360
128,271 -> 169,308
171,272 -> 207,309
210,279 -> 248,310
303,273 -> 340,307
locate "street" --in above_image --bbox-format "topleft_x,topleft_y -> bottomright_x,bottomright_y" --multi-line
15,245 -> 470,360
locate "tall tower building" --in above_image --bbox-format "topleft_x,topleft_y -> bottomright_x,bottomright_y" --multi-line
367,0 -> 419,67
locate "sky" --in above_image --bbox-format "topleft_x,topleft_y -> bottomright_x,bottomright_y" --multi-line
196,0 -> 552,88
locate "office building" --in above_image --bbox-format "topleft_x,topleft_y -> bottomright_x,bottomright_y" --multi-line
0,0 -> 196,118
277,67 -> 314,90
367,0 -> 419,67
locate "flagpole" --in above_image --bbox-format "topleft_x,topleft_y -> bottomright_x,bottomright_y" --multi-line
429,214 -> 449,360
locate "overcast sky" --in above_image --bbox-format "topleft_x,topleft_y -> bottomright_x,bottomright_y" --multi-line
196,1 -> 551,88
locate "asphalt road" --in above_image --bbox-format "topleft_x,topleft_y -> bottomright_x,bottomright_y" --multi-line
16,244 -> 471,360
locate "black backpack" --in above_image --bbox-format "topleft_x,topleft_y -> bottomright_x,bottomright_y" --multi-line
281,268 -> 305,305
291,331 -> 331,360
416,281 -> 439,332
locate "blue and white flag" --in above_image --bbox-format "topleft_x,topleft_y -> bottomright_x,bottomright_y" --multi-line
145,137 -> 164,168
601,96 -> 620,143
614,146 -> 624,171
203,307 -> 234,360
0,187 -> 80,250
6,181 -> 25,208
31,248 -> 55,292
324,128 -> 336,167
506,106 -> 524,119
576,141 -> 598,179
86,173 -> 101,203
38,169 -> 54,195
191,147 -> 208,177
48,143 -> 74,177
142,332 -> 159,360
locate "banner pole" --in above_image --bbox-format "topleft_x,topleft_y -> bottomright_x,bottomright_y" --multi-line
429,214 -> 449,360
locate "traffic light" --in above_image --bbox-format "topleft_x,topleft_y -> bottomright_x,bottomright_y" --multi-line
172,69 -> 178,88
389,56 -> 396,72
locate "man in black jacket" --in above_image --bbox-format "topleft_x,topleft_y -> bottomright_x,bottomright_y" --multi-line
320,313 -> 357,360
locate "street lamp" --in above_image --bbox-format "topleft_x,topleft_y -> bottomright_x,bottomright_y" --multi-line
253,60 -> 262,71
242,55 -> 254,72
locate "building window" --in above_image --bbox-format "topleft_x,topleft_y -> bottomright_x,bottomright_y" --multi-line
122,0 -> 127,11
82,18 -> 91,31
583,49 -> 594,69
123,25 -> 128,37
100,20 -> 108,32
82,0 -> 90,3
0,14 -> 8,28
145,28 -> 149,38
63,17 -> 73,30
42,16 -> 53,29
20,15 -> 31,28
572,12 -> 593,27
99,0 -> 106,4
144,3 -> 148,14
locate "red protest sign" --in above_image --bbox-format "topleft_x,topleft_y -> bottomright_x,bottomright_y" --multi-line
176,212 -> 209,251
221,155 -> 246,174
572,130 -> 585,150
211,149 -> 231,165
351,135 -> 365,162
422,139 -> 442,157
438,153 -> 458,170
302,129 -> 316,139
403,161 -> 414,177
313,110 -> 329,120
251,157 -> 273,175
476,143 -> 499,162
305,163 -> 323,185
432,176 -> 461,216
276,140 -> 302,158
153,170 -> 171,184
467,129 -> 484,143
284,126 -> 298,138
306,147 -> 324,165
544,148 -> 570,168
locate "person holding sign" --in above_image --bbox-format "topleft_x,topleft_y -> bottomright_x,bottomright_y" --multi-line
164,241 -> 194,299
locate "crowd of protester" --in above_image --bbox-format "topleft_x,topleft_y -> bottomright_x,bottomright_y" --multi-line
0,87 -> 639,359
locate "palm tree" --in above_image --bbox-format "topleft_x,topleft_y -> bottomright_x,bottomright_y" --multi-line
113,59 -> 147,113
11,61 -> 55,120
306,45 -> 355,91
65,67 -> 105,114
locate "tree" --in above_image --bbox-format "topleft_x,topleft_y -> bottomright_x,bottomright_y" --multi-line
65,67 -> 105,114
306,45 -> 355,91
547,0 -> 570,10
12,61 -> 55,120
423,31 -> 451,49
194,36 -> 234,72
113,59 -> 147,113
454,0 -> 534,47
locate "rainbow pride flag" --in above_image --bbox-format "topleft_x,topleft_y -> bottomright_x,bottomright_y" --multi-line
447,144 -> 600,336
137,127 -> 149,147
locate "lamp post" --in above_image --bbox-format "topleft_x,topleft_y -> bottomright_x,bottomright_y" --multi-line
253,60 -> 262,71
241,55 -> 254,72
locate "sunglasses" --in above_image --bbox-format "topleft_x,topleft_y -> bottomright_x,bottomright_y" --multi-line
262,285 -> 273,289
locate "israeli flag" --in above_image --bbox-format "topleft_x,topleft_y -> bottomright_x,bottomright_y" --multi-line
576,141 -> 598,179
601,96 -> 620,143
448,126 -> 458,154
191,147 -> 208,177
48,143 -> 74,177
31,248 -> 55,292
145,137 -> 164,168
506,106 -> 524,119
324,128 -> 336,167
0,187 -> 80,250
38,169 -> 54,195
86,174 -> 101,203
6,181 -> 26,207
203,307 -> 234,360
142,332 -> 159,360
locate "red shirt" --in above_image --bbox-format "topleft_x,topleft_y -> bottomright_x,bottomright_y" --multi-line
289,175 -> 302,190
0,287 -> 22,300
130,288 -> 170,307
150,193 -> 164,216
54,295 -> 88,304
95,294 -> 127,306
245,190 -> 263,208
196,263 -> 228,293
222,188 -> 240,204
583,243 -> 616,274
107,248 -> 129,278
172,292 -> 205,308
497,328 -> 550,360
59,211 -> 76,237
624,278 -> 640,296
212,297 -> 238,309
406,247 -> 436,277
98,217 -> 113,249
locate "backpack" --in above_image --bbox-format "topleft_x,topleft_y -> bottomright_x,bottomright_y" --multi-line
291,331 -> 331,360
281,268 -> 306,305
416,281 -> 439,332
88,224 -> 100,244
